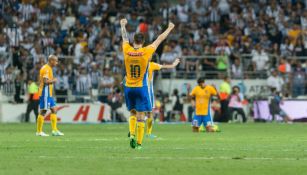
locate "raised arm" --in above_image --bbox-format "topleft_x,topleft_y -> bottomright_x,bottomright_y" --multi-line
120,18 -> 129,43
150,22 -> 175,49
161,58 -> 180,69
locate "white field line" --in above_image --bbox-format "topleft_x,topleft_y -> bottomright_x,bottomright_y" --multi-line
131,156 -> 307,161
1,144 -> 307,153
34,155 -> 307,161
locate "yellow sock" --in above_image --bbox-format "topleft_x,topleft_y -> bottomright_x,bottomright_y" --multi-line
146,117 -> 153,135
129,116 -> 137,136
36,115 -> 44,133
50,114 -> 58,131
137,121 -> 145,145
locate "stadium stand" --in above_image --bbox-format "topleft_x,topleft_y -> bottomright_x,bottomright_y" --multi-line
1,0 -> 307,105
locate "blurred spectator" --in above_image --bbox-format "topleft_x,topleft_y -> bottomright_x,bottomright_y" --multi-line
216,50 -> 228,78
14,72 -> 24,103
291,62 -> 306,98
0,57 -> 9,83
267,69 -> 284,93
251,44 -> 269,74
185,48 -> 199,79
231,57 -> 243,79
89,63 -> 101,89
174,0 -> 189,23
99,68 -> 114,103
278,57 -> 291,74
1,66 -> 15,95
160,45 -> 178,64
55,69 -> 69,103
76,67 -> 91,101
161,45 -> 178,78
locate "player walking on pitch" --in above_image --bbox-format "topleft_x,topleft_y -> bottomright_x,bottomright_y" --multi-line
36,55 -> 64,136
120,18 -> 174,149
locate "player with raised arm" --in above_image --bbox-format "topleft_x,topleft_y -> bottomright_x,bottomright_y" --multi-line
145,58 -> 180,138
190,78 -> 219,132
36,55 -> 64,136
120,18 -> 174,149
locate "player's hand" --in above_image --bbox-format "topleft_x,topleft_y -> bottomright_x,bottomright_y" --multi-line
172,58 -> 180,67
168,22 -> 175,29
120,18 -> 127,26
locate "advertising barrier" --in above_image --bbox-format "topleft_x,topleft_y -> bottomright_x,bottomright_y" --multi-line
254,100 -> 307,121
0,103 -> 111,123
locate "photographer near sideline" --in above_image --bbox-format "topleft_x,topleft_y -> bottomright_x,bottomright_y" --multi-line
228,86 -> 247,123
107,86 -> 126,122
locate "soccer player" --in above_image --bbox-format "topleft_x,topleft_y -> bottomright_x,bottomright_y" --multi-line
120,18 -> 174,149
36,55 -> 64,136
190,78 -> 218,132
146,59 -> 180,138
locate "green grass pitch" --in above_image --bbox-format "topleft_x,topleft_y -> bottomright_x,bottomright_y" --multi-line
0,123 -> 307,175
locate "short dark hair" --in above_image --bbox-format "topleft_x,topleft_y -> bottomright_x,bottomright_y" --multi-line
134,33 -> 145,45
197,78 -> 204,85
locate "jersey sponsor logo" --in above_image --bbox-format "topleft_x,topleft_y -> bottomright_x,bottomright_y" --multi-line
127,52 -> 144,57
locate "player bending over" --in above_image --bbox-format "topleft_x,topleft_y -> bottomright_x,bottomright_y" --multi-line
146,58 -> 180,138
36,55 -> 64,136
120,18 -> 174,149
190,78 -> 219,132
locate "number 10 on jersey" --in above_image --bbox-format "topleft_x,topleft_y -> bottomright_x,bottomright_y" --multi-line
130,65 -> 141,78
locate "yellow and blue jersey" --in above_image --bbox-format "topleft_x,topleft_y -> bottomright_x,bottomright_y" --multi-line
123,42 -> 156,112
148,62 -> 162,109
39,64 -> 54,97
190,85 -> 217,116
38,64 -> 56,109
123,41 -> 155,87
148,62 -> 162,84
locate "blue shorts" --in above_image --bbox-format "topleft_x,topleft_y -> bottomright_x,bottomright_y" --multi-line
192,114 -> 212,127
39,96 -> 56,110
124,85 -> 151,112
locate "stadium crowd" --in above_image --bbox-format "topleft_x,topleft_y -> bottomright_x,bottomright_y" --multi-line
1,0 -> 307,105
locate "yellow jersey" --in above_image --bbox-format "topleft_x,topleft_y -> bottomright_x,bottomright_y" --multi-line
148,62 -> 162,84
123,41 -> 155,87
38,64 -> 54,97
190,85 -> 217,115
